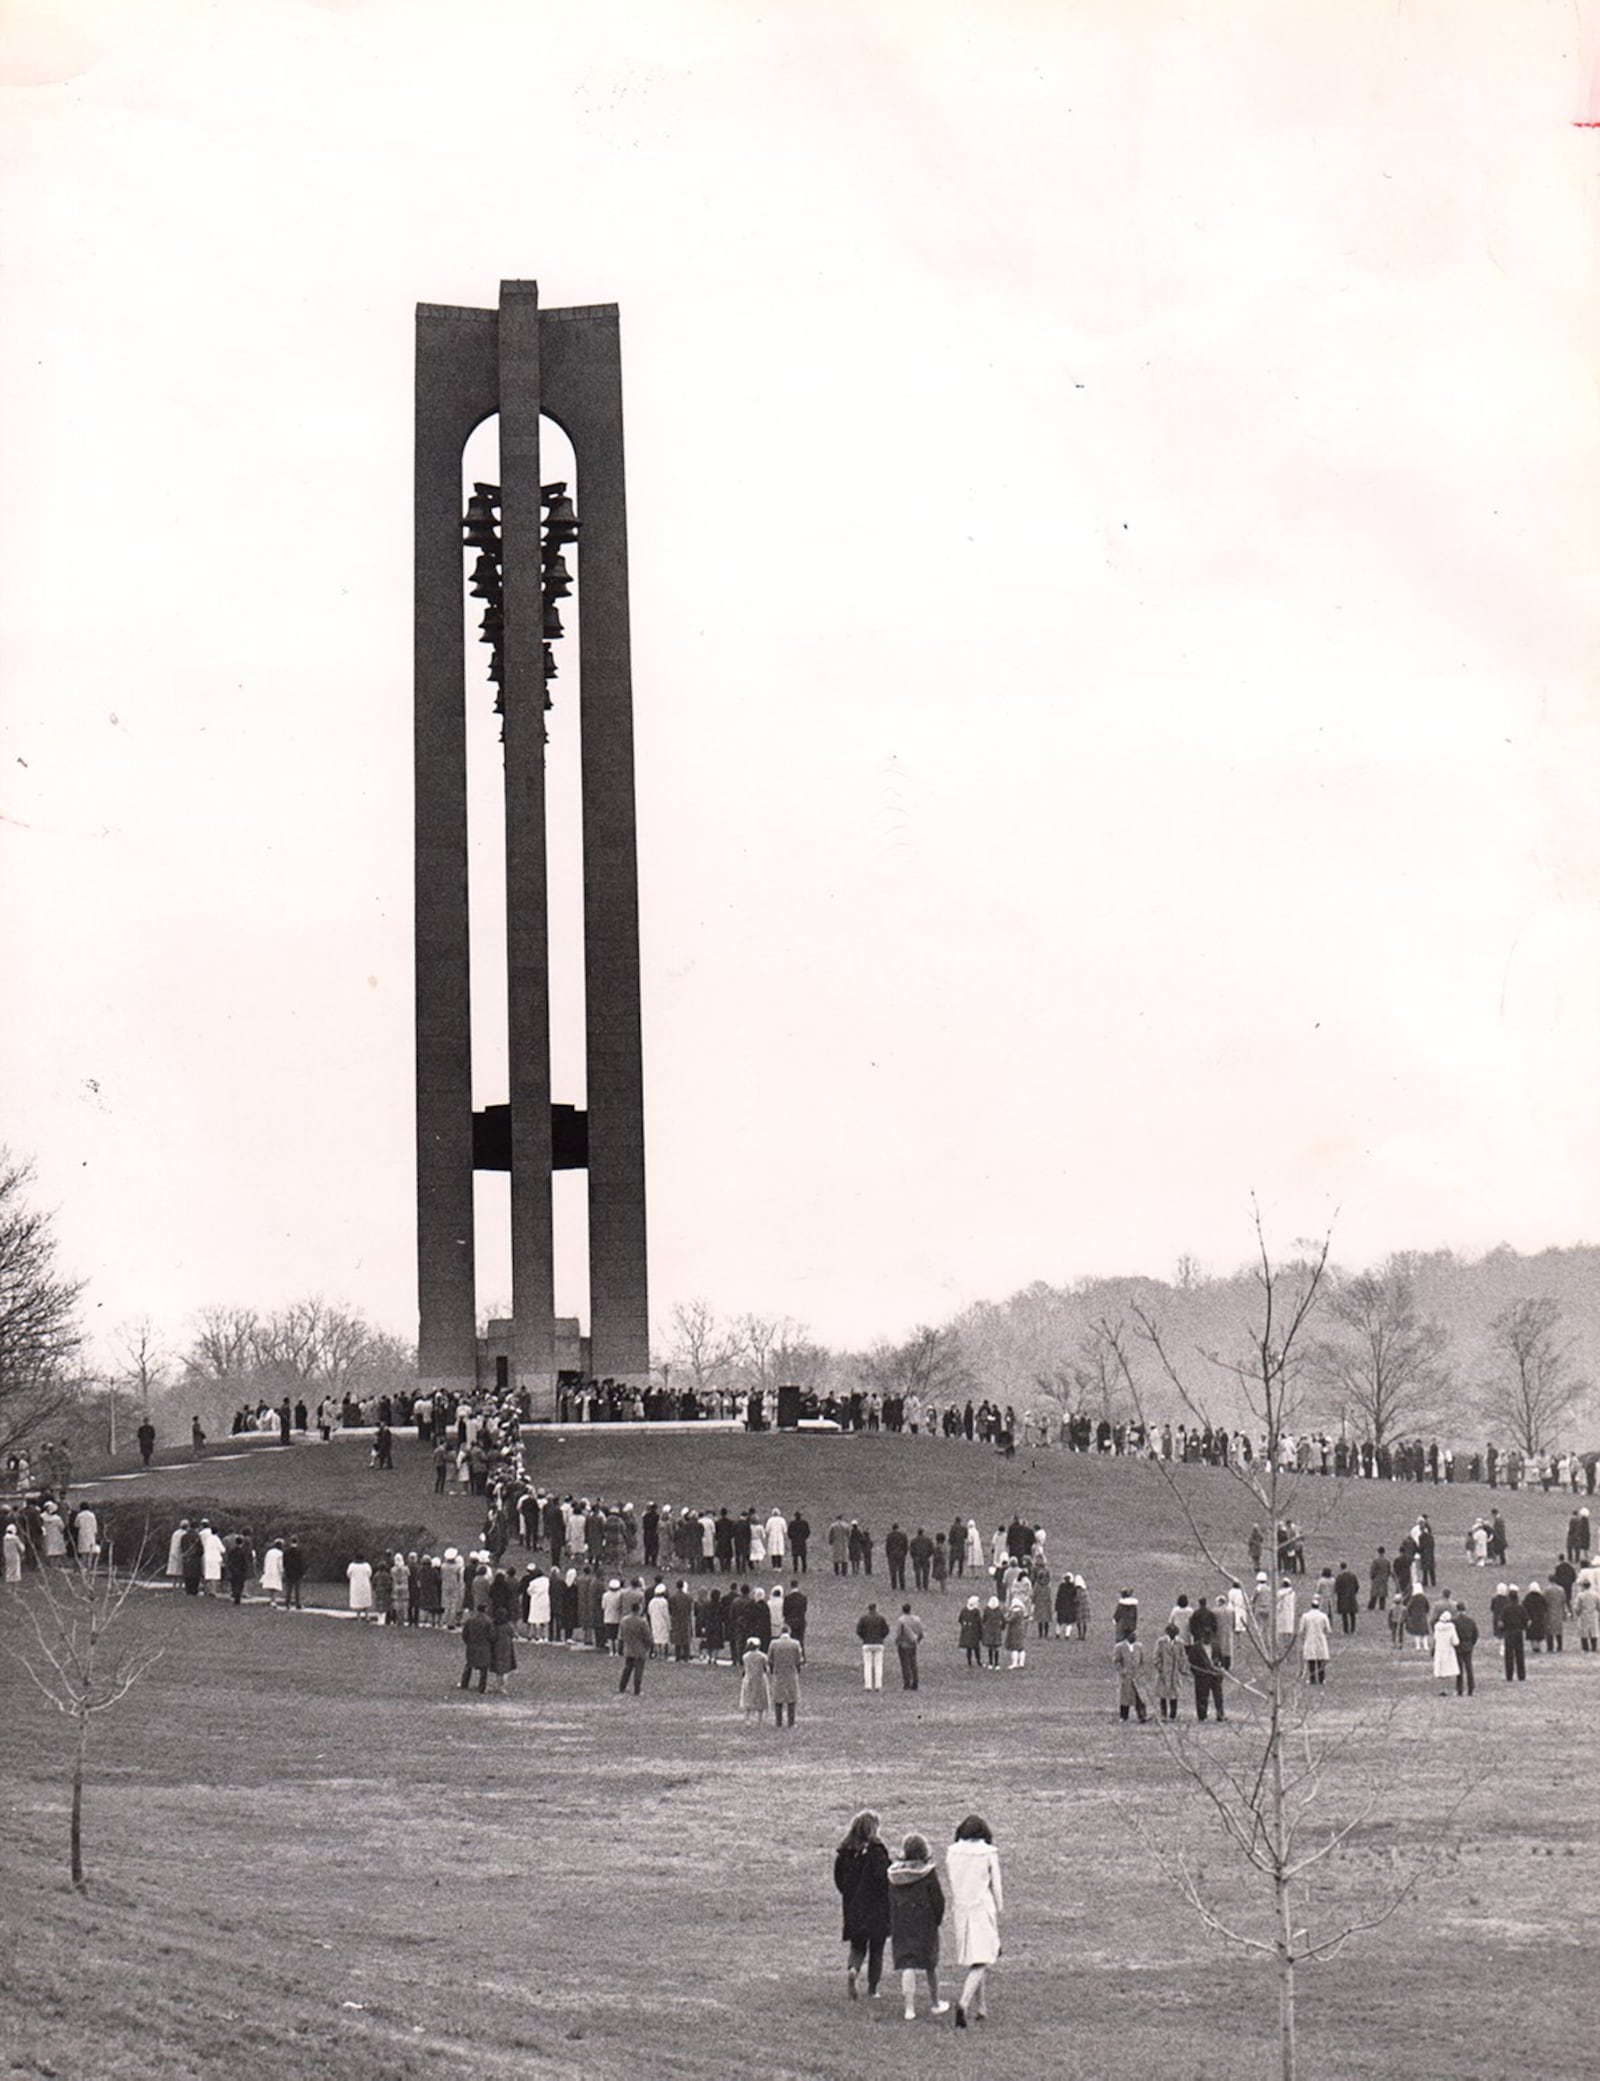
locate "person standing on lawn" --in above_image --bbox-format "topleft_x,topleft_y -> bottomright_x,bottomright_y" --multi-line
946,1814 -> 1003,2029
459,1607 -> 492,1693
1153,1623 -> 1185,1718
888,1832 -> 948,2021
1298,1602 -> 1332,1685
224,1533 -> 251,1607
346,1553 -> 373,1621
857,1601 -> 890,1690
739,1636 -> 772,1724
835,1810 -> 891,2001
1451,1600 -> 1479,1694
1501,1587 -> 1528,1682
1431,1603 -> 1459,1696
894,1604 -> 924,1690
769,1625 -> 802,1727
617,1599 -> 652,1695
136,1418 -> 156,1466
1113,1628 -> 1149,1722
282,1538 -> 305,1610
489,1609 -> 518,1695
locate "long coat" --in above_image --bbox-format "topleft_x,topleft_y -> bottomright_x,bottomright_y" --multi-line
835,1838 -> 891,1943
1113,1637 -> 1146,1708
945,1838 -> 1003,1966
461,1611 -> 493,1672
888,1862 -> 944,1972
768,1634 -> 802,1705
739,1646 -> 771,1713
490,1617 -> 518,1674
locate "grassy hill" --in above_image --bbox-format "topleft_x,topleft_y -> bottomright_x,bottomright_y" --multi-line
0,1430 -> 1590,2081
77,1426 -> 1589,1596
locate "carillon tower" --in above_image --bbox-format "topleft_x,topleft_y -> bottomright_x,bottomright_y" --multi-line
414,281 -> 648,1412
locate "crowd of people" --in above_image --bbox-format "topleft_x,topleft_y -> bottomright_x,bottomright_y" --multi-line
136,1374 -> 1600,1499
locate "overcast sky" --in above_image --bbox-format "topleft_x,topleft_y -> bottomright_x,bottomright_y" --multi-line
2,0 -> 1598,1370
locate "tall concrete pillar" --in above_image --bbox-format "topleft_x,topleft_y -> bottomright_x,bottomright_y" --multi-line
542,305 -> 651,1381
414,303 -> 497,1394
497,284 -> 556,1402
413,283 -> 649,1408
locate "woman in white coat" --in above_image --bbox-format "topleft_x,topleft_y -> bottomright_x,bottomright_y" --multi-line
1431,1606 -> 1460,1695
525,1568 -> 551,1641
260,1539 -> 285,1606
945,1813 -> 1003,2028
964,1521 -> 985,1573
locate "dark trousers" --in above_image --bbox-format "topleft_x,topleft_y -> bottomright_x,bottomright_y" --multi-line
284,1581 -> 302,1608
1306,1660 -> 1327,1685
229,1578 -> 245,1605
460,1667 -> 487,1691
1339,1610 -> 1357,1635
619,1656 -> 644,1694
1193,1672 -> 1225,1720
897,1646 -> 919,1690
887,1559 -> 906,1589
1456,1647 -> 1475,1695
775,1700 -> 795,1726
1503,1635 -> 1526,1681
847,1937 -> 885,1992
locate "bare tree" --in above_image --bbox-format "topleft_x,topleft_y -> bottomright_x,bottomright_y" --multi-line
862,1324 -> 971,1401
666,1299 -> 746,1394
1069,1321 -> 1134,1426
182,1304 -> 260,1388
1482,1298 -> 1591,1454
735,1314 -> 807,1390
1102,1209 -> 1449,2081
1311,1262 -> 1451,1450
2,1555 -> 164,1892
0,1152 -> 85,1464
113,1316 -> 169,1407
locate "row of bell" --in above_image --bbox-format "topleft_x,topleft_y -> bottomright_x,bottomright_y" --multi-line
477,609 -> 564,642
479,629 -> 561,670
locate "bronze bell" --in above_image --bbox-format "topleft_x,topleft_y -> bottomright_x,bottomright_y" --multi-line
543,604 -> 564,640
542,494 -> 579,542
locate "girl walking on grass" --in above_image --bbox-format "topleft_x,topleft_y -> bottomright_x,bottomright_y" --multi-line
835,1811 -> 891,2001
888,1834 -> 948,2021
946,1814 -> 1003,2028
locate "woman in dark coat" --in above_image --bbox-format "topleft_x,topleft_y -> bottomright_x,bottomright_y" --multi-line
834,1809 -> 891,2000
888,1832 -> 948,2020
702,1589 -> 727,1664
489,1613 -> 518,1695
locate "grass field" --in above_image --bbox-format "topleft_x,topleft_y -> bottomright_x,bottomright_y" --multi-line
2,1431 -> 1596,2080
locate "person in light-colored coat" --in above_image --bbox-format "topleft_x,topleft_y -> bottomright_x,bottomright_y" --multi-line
768,1626 -> 802,1727
945,1815 -> 1003,2028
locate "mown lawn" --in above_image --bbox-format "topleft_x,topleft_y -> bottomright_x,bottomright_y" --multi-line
2,1433 -> 1595,2079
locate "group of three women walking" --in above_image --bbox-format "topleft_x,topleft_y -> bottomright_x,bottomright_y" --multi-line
834,1810 -> 1003,2026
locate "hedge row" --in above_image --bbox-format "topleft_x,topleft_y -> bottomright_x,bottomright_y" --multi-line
92,1496 -> 436,1587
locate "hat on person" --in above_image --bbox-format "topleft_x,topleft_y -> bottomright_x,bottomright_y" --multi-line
966,1596 -> 980,1609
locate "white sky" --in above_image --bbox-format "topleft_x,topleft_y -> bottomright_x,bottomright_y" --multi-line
2,0 -> 1598,1368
